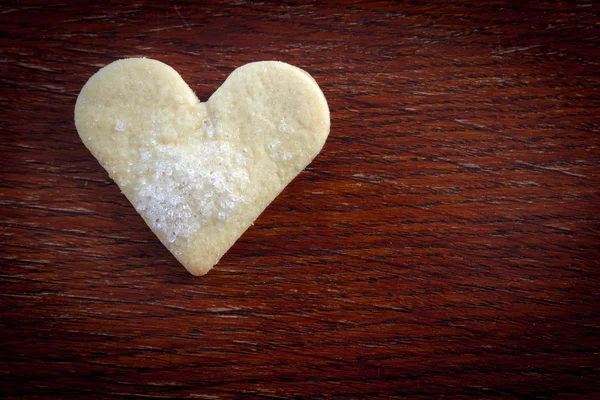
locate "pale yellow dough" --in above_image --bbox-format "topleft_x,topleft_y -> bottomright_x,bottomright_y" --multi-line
75,58 -> 330,276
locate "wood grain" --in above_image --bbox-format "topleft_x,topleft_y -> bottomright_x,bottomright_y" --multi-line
1,1 -> 599,398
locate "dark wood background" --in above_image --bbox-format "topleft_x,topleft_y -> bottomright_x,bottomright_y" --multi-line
2,1 -> 599,398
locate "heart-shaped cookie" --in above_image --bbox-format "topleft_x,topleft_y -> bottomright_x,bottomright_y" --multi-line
75,58 -> 330,276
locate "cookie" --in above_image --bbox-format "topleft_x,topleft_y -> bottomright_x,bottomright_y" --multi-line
75,58 -> 330,275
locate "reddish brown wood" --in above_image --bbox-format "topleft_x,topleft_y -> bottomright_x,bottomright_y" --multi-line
1,1 -> 599,398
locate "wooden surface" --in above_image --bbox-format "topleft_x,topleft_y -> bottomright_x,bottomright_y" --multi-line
2,1 -> 599,398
